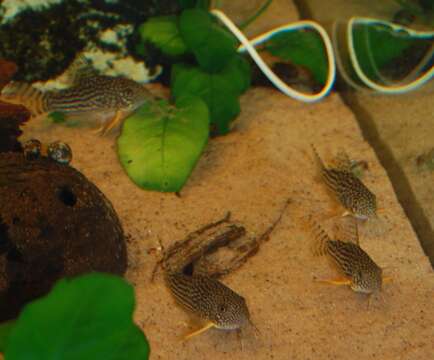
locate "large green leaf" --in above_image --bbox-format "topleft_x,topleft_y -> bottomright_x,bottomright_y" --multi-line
3,273 -> 149,360
138,16 -> 188,56
171,55 -> 250,135
264,30 -> 328,85
179,9 -> 238,72
118,96 -> 209,192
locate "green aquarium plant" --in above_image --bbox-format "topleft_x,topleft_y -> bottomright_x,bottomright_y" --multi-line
120,0 -> 329,192
118,96 -> 210,192
0,273 -> 150,360
136,4 -> 251,134
120,0 -> 250,192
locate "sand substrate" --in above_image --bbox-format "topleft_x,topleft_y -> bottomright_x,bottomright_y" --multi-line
21,87 -> 434,359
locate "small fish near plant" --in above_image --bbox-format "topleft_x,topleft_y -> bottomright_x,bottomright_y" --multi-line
0,273 -> 150,360
0,56 -> 155,136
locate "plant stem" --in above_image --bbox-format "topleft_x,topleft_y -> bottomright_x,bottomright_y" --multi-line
239,0 -> 274,30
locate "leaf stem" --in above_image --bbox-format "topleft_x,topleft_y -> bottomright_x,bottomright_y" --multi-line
239,0 -> 274,30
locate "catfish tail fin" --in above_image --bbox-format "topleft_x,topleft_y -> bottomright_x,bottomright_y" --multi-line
1,81 -> 50,116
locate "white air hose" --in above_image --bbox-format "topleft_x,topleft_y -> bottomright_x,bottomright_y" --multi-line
345,17 -> 434,94
210,9 -> 336,103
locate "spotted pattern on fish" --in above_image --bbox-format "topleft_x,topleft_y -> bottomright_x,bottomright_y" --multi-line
0,57 -> 154,130
311,144 -> 377,219
165,272 -> 251,330
311,220 -> 383,294
46,76 -> 153,114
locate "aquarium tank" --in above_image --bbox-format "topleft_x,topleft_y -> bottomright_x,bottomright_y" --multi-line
0,0 -> 433,359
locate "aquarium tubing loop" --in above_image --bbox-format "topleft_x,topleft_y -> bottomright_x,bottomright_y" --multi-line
347,17 -> 434,94
211,9 -> 336,103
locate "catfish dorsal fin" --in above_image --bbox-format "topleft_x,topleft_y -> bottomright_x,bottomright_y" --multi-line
334,216 -> 360,245
333,148 -> 352,172
64,54 -> 98,84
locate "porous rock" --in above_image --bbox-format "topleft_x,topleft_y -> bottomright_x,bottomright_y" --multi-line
0,152 -> 127,320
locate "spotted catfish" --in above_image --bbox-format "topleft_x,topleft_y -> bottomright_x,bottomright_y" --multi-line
311,144 -> 378,220
309,217 -> 390,298
0,56 -> 155,135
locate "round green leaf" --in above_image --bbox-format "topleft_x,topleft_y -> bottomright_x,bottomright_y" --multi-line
222,55 -> 251,94
191,26 -> 238,72
118,96 -> 209,192
171,55 -> 250,135
139,16 -> 188,56
5,273 -> 150,360
178,9 -> 212,48
179,9 -> 238,72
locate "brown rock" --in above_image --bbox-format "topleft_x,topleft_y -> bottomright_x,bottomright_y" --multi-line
0,152 -> 127,320
0,102 -> 29,153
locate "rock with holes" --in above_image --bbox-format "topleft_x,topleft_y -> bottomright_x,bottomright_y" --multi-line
0,152 -> 127,320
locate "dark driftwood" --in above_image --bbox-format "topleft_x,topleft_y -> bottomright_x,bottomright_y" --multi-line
154,199 -> 291,281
